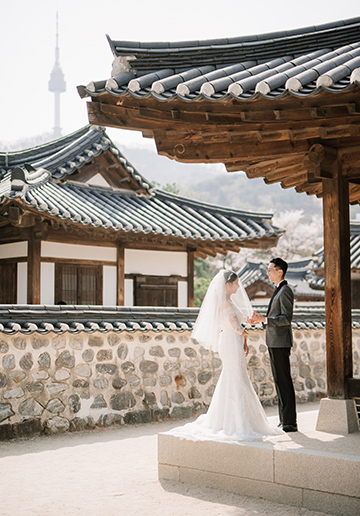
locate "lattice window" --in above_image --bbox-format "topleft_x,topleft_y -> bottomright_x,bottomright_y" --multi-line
56,264 -> 102,305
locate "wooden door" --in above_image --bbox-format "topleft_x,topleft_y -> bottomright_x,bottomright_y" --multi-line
134,275 -> 177,307
0,262 -> 17,303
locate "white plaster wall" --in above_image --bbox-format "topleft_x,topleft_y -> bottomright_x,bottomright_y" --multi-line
124,279 -> 134,306
17,262 -> 27,303
125,250 -> 187,276
41,263 -> 55,305
178,281 -> 188,307
0,241 -> 27,259
103,266 -> 117,305
41,242 -> 116,262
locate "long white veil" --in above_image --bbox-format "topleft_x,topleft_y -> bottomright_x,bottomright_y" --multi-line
191,269 -> 253,353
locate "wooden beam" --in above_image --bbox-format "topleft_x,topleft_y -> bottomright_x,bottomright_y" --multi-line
187,247 -> 195,308
322,154 -> 353,399
27,232 -> 41,304
116,243 -> 125,306
155,136 -> 310,163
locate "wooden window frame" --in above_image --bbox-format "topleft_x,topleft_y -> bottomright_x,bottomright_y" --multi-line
55,262 -> 103,305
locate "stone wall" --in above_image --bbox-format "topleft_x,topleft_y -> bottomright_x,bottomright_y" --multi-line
0,328 -> 359,439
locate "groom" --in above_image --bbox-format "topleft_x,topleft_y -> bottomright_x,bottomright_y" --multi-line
248,258 -> 297,432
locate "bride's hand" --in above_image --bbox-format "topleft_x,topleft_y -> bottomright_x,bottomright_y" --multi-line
243,334 -> 249,357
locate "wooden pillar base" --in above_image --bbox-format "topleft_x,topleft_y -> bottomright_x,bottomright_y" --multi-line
316,398 -> 359,434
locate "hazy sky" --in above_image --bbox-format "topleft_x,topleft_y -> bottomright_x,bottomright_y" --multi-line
1,0 -> 359,150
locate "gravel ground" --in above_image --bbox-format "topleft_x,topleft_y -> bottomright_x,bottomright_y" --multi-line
0,405 -> 337,516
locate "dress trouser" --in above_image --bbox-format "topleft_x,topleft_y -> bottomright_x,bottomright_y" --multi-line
268,347 -> 297,426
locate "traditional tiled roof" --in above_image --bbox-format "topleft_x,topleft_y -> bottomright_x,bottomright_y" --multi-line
0,125 -> 153,192
79,17 -> 360,102
0,304 -> 359,335
0,126 -> 280,249
238,258 -> 324,299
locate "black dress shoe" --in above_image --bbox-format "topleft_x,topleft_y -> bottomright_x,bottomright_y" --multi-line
277,422 -> 282,427
282,424 -> 298,432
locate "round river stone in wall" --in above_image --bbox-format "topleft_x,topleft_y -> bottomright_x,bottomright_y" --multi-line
184,347 -> 197,358
53,370 -> 68,384
198,372 -> 212,384
171,392 -> 185,404
107,334 -> 120,347
159,375 -> 171,386
166,335 -> 175,344
93,379 -> 109,389
31,336 -> 49,349
129,375 -> 140,387
75,365 -> 92,378
91,394 -> 107,409
168,348 -> 181,358
20,353 -> 33,370
13,337 -> 26,350
149,345 -> 164,357
110,391 -> 136,410
188,386 -> 201,399
4,387 -> 24,399
112,378 -> 127,389
55,351 -> 75,368
46,398 -> 65,413
88,336 -> 104,347
26,381 -> 44,393
70,337 -> 83,350
0,403 -> 14,423
82,349 -> 94,362
38,352 -> 51,368
164,361 -> 180,372
133,347 -> 145,358
45,416 -> 70,434
52,336 -> 66,350
69,394 -> 81,413
97,350 -> 113,361
139,360 -> 159,373
0,373 -> 7,388
9,371 -> 26,383
121,361 -> 135,373
47,383 -> 68,396
95,364 -> 117,375
19,398 -> 44,417
0,341 -> 9,353
3,355 -> 15,370
117,344 -> 128,360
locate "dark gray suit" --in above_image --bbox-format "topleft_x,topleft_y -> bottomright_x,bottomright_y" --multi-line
265,281 -> 297,426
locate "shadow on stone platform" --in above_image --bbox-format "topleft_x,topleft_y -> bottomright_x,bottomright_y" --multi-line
158,404 -> 360,516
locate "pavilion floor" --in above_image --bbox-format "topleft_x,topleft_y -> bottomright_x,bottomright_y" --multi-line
158,402 -> 360,516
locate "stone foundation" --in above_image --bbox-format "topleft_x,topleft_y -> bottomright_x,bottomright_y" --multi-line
0,328 -> 359,438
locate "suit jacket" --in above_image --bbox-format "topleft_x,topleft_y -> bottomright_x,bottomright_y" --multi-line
265,282 -> 294,348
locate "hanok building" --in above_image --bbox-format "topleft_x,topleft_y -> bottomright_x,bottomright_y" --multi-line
0,125 -> 280,308
238,258 -> 325,303
78,17 -> 360,428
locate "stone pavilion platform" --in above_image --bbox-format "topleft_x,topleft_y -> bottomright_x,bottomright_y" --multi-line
158,402 -> 360,516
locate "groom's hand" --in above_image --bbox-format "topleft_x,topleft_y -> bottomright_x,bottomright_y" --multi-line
251,311 -> 266,324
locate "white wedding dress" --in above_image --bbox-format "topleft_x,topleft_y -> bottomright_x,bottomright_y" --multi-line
168,300 -> 283,443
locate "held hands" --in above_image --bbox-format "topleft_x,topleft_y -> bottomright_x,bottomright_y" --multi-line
247,311 -> 266,325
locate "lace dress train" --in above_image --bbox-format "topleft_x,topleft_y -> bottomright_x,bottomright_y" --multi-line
168,303 -> 283,442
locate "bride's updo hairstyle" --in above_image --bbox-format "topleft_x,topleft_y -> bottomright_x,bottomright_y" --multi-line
224,270 -> 238,283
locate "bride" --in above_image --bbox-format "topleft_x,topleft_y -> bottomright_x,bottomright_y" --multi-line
168,269 -> 283,442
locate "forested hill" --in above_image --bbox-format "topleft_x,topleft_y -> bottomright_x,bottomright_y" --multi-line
122,145 -> 322,218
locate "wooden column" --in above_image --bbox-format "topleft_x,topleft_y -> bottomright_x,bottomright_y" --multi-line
116,243 -> 125,306
187,248 -> 195,307
27,234 -> 41,304
322,154 -> 353,399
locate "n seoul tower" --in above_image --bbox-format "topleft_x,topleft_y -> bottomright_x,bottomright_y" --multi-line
48,13 -> 66,139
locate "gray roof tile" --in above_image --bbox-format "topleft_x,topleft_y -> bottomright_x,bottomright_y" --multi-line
0,126 -> 280,246
79,17 -> 360,102
0,303 -> 359,335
